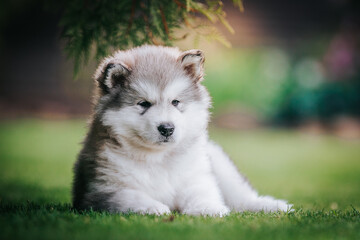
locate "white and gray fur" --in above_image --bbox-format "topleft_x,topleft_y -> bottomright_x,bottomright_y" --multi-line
72,45 -> 292,216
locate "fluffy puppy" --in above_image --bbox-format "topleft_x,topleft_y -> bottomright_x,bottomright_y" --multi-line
72,45 -> 292,216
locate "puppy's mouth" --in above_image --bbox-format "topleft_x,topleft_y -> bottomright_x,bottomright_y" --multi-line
132,131 -> 175,147
158,136 -> 175,144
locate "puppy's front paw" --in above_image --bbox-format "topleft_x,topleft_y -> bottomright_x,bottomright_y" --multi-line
183,204 -> 230,217
138,203 -> 171,216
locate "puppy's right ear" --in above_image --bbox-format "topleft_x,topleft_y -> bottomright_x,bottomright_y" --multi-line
94,61 -> 131,94
178,50 -> 205,83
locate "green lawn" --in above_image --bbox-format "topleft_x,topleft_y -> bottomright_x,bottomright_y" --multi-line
0,119 -> 359,240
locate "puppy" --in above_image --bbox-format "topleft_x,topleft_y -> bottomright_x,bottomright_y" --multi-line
72,45 -> 292,216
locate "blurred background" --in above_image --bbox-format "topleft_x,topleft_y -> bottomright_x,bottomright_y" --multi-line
0,0 -> 359,210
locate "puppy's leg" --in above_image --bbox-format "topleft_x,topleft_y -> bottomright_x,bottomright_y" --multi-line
107,189 -> 171,215
207,141 -> 293,212
177,174 -> 230,217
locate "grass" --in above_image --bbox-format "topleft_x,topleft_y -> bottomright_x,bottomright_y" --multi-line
0,119 -> 360,240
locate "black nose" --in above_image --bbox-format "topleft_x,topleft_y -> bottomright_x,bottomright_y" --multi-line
157,123 -> 175,137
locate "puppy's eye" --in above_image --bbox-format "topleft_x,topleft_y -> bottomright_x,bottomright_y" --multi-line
138,100 -> 152,108
172,100 -> 180,107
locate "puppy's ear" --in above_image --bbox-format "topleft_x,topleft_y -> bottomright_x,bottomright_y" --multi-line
178,50 -> 205,83
94,61 -> 131,94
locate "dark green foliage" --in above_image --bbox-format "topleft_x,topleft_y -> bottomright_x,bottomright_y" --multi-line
273,78 -> 360,126
60,0 -> 243,76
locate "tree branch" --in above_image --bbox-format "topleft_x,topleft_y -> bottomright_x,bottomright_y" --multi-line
160,6 -> 169,37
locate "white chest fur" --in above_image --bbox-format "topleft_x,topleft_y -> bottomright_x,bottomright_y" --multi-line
96,141 -> 212,210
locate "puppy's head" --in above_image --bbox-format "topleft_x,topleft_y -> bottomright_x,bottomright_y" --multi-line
94,45 -> 210,151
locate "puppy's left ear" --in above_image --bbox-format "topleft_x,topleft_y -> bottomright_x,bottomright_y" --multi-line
178,50 -> 205,83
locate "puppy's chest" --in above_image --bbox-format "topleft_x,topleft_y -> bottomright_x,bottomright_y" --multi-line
106,152 -> 186,201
